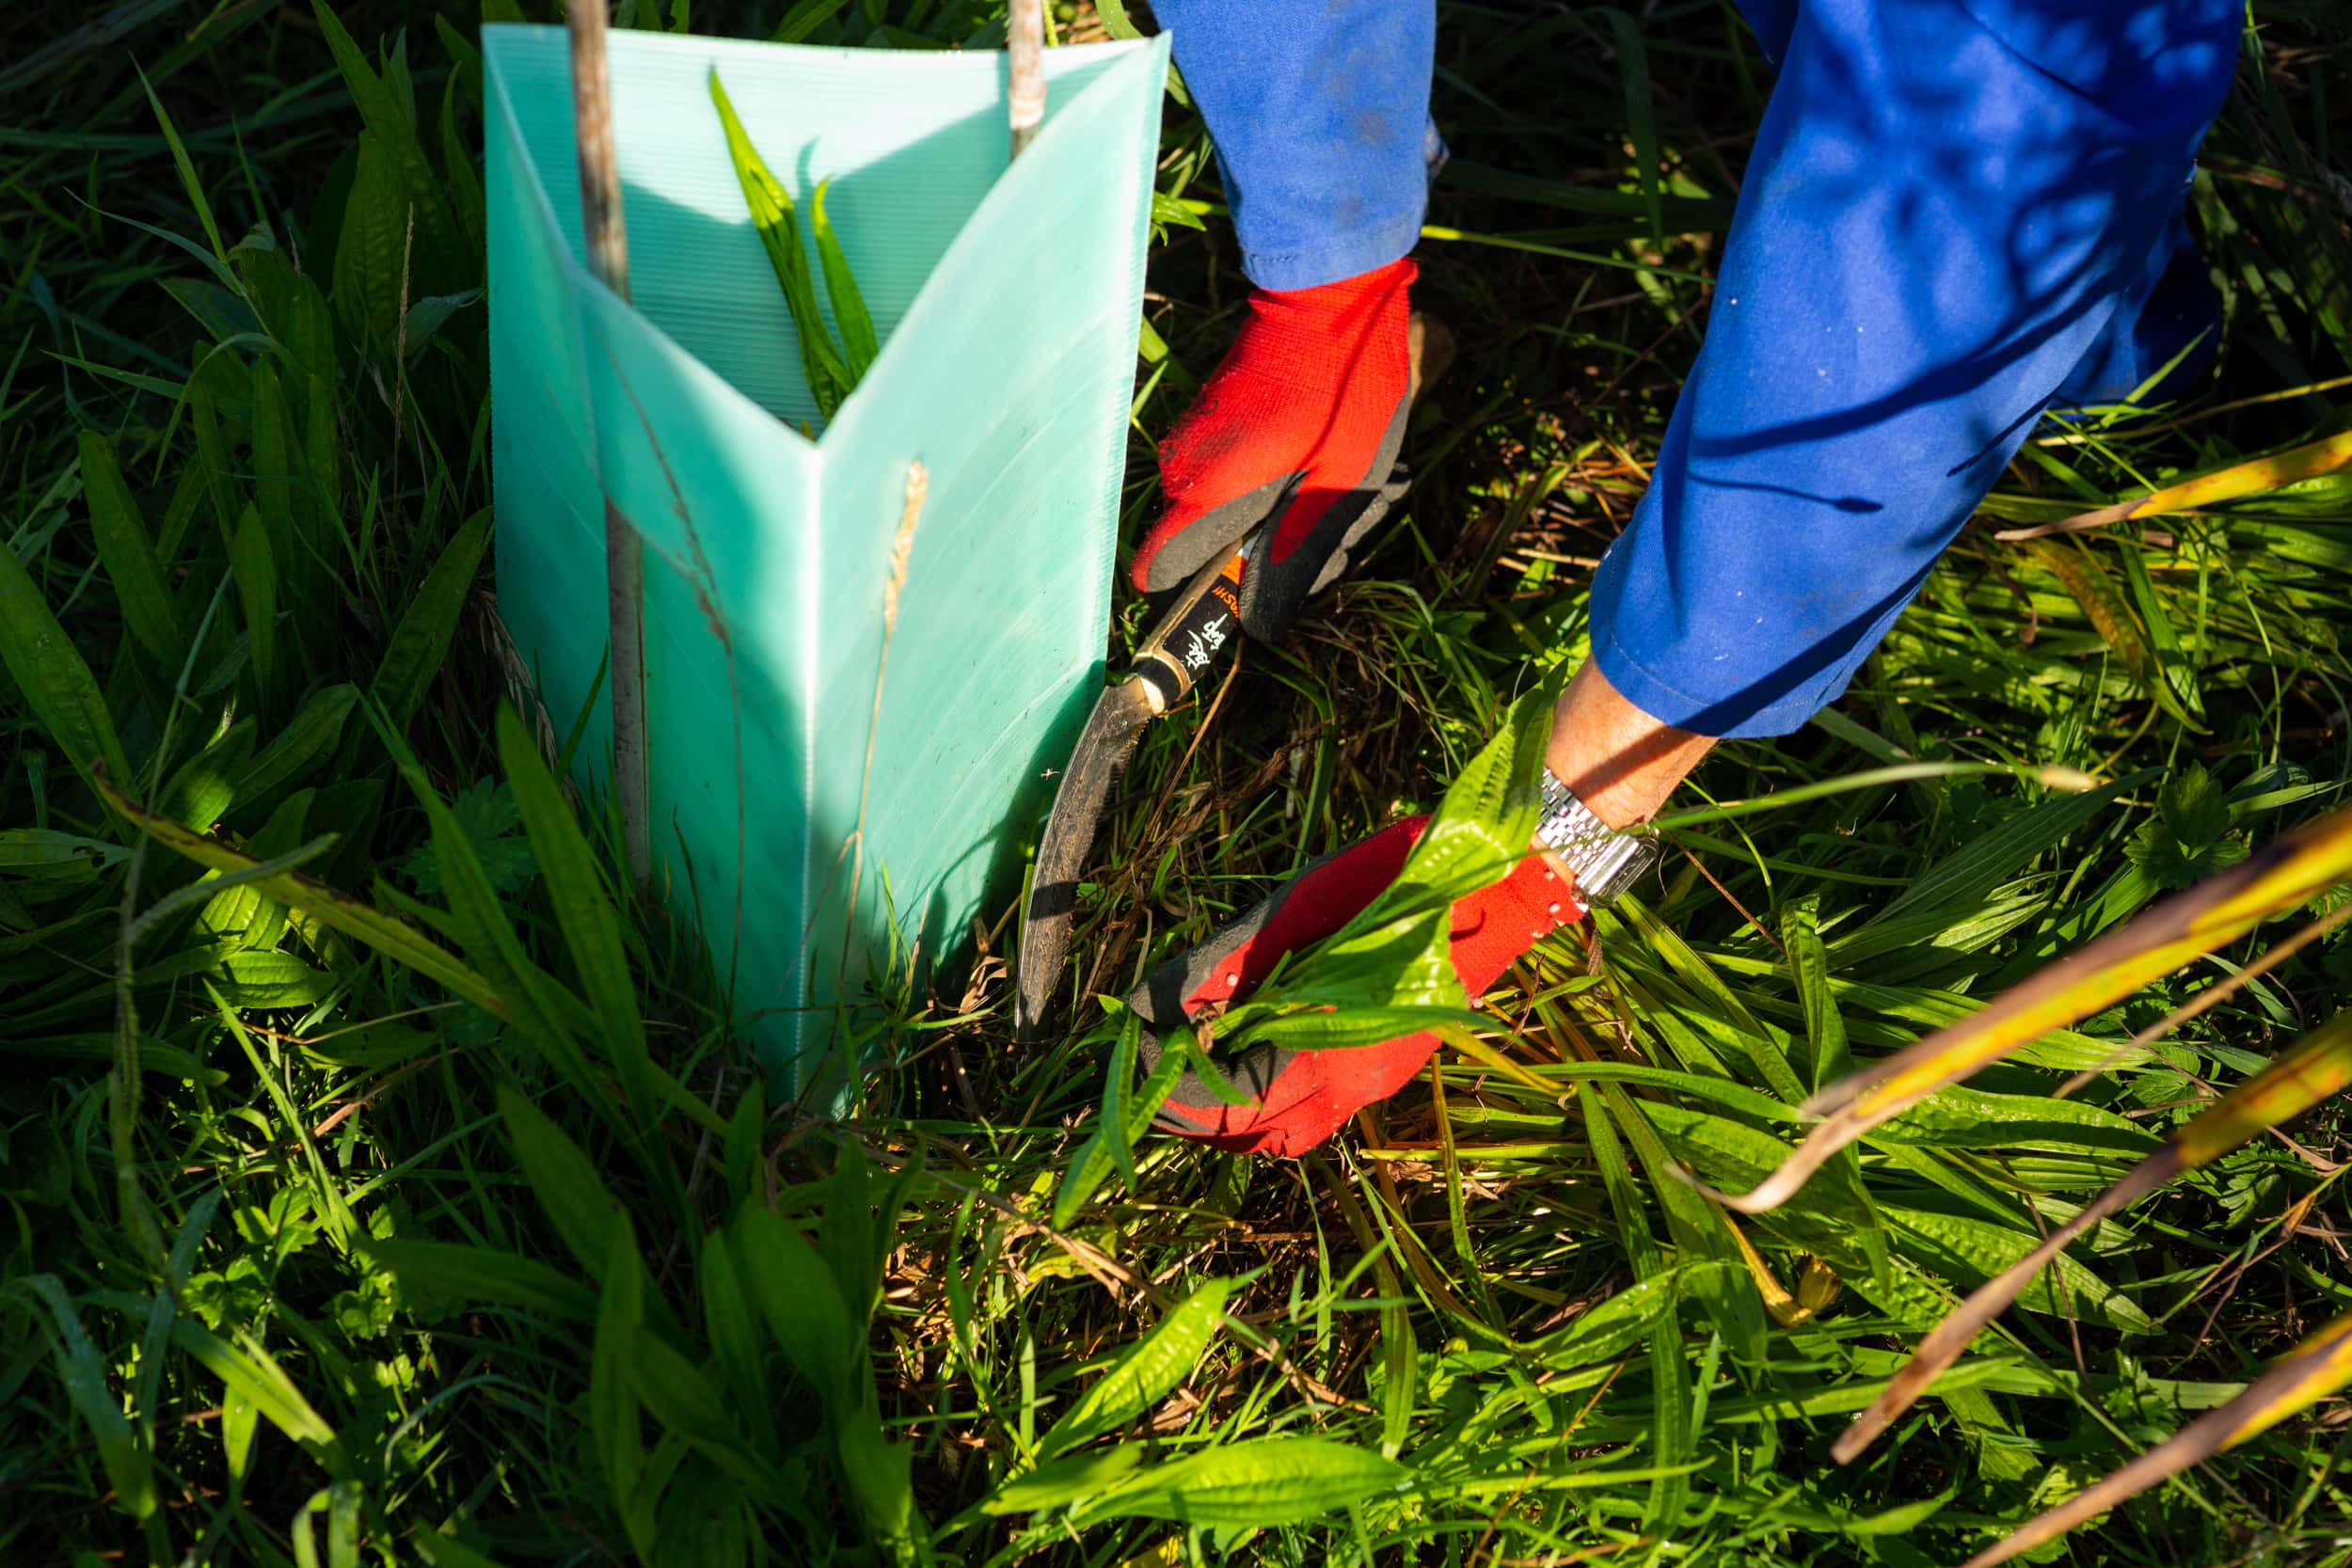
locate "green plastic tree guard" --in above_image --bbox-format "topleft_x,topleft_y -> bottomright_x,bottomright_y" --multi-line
484,24 -> 1169,1090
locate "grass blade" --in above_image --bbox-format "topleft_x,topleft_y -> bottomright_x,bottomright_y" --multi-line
22,1276 -> 155,1521
708,67 -> 850,419
810,179 -> 878,379
1999,426 -> 2352,539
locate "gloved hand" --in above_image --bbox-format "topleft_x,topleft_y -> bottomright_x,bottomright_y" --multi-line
1129,257 -> 1416,641
1127,815 -> 1587,1158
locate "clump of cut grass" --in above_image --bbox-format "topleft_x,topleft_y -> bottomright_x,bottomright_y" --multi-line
709,66 -> 879,422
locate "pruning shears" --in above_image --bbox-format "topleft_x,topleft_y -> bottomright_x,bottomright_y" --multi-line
1012,544 -> 1249,1035
1011,312 -> 1452,1036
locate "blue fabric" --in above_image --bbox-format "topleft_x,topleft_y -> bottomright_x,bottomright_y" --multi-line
1168,0 -> 2240,737
1152,0 -> 1438,291
1588,0 -> 2239,736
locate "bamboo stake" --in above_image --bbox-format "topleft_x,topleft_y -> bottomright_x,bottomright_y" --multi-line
567,0 -> 653,887
1007,0 -> 1045,161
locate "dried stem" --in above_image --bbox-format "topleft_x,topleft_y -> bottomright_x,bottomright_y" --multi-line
834,463 -> 930,1027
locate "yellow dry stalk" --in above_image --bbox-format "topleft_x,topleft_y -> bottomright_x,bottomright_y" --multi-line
2124,426 -> 2352,518
2005,426 -> 2352,540
1958,1310 -> 2352,1568
1708,801 -> 2352,1215
2175,1011 -> 2352,1167
1835,1009 -> 2352,1465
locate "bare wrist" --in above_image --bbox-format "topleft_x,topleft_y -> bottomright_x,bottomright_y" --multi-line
1540,658 -> 1715,836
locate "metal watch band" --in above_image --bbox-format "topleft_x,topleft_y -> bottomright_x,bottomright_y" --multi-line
1533,768 -> 1660,907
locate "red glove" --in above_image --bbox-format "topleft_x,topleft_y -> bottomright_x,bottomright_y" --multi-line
1127,817 -> 1587,1158
1130,258 -> 1416,641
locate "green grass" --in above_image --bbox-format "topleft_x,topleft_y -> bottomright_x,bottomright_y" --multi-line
6,1 -> 2352,1564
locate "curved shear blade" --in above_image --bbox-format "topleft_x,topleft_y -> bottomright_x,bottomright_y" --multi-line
1014,677 -> 1155,1035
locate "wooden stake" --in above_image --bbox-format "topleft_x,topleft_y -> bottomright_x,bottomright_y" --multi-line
567,0 -> 653,888
1007,0 -> 1045,161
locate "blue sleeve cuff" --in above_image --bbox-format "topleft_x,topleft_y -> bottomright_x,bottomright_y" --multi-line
1583,0 -> 2238,741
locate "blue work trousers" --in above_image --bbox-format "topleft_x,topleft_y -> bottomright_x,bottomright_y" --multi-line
1152,0 -> 2243,736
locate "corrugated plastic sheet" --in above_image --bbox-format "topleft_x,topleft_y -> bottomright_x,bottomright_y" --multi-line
484,24 -> 1168,1087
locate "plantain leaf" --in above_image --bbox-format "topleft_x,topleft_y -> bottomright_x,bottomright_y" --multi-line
1837,771 -> 2142,965
230,505 -> 277,707
1873,1084 -> 2157,1157
1605,1090 -> 1771,1365
310,0 -> 463,294
373,509 -> 491,730
1884,1206 -> 2152,1331
1041,1276 -> 1237,1457
498,706 -> 663,1187
235,684 -> 359,805
1228,673 -> 1559,1051
981,1448 -> 1144,1514
79,432 -> 183,668
698,1230 -> 774,1450
0,531 -> 133,795
589,1223 -> 658,1562
1522,1271 -> 1679,1370
734,1198 -> 856,1408
97,772 -> 501,1013
306,363 -> 342,528
247,356 -> 302,573
1076,1438 -> 1406,1527
0,829 -> 127,879
626,1332 -> 786,1507
358,1237 -> 598,1323
497,1085 -> 629,1286
331,129 -> 409,351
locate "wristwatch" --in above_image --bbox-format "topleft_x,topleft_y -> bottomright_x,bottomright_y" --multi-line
1533,768 -> 1661,907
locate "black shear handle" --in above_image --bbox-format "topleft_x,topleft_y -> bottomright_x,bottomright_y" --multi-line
1133,550 -> 1246,710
